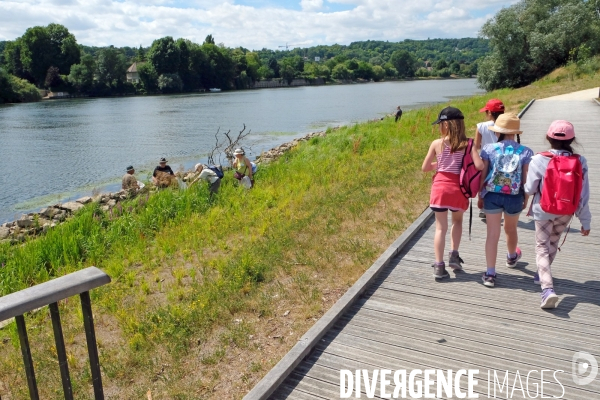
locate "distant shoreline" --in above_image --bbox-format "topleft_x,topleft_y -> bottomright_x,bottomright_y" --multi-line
37,75 -> 476,102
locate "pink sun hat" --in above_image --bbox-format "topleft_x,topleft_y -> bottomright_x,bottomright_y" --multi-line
547,120 -> 575,140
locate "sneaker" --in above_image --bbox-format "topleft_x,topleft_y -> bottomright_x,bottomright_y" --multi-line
533,273 -> 541,285
482,273 -> 496,287
506,247 -> 522,268
540,288 -> 559,309
448,252 -> 464,270
432,263 -> 449,279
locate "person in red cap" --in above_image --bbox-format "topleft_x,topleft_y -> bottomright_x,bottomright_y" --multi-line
475,99 -> 505,152
524,120 -> 591,309
475,99 -> 505,218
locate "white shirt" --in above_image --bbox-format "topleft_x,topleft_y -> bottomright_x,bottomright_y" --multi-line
199,168 -> 219,184
477,120 -> 498,147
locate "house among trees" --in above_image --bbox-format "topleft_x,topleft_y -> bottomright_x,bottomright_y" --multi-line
126,62 -> 144,83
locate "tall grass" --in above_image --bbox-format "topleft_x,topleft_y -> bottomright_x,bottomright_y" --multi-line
0,67 -> 598,399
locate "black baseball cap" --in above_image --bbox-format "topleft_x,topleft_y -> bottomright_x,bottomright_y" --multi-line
432,107 -> 464,125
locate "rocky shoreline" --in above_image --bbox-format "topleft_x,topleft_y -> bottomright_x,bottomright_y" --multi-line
0,128 -> 334,244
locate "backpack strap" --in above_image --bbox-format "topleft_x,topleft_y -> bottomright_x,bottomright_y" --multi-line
539,151 -> 554,158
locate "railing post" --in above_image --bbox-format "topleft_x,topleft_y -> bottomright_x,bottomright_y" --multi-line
49,302 -> 74,400
15,315 -> 39,400
80,291 -> 104,400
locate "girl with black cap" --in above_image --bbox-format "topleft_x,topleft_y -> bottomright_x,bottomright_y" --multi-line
422,107 -> 484,279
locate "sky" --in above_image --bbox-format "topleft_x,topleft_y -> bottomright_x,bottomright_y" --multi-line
0,0 -> 520,50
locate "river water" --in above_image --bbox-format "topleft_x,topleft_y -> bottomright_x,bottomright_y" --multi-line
0,79 -> 483,222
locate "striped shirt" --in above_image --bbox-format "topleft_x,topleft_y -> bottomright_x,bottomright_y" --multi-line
436,143 -> 463,174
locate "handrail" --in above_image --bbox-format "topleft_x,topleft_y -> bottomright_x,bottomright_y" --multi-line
0,266 -> 111,400
0,267 -> 110,321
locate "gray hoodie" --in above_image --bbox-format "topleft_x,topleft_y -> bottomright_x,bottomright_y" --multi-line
524,150 -> 591,230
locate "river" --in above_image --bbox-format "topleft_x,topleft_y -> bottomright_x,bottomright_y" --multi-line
0,79 -> 483,223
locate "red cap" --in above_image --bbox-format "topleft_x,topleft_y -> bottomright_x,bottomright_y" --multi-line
479,99 -> 505,113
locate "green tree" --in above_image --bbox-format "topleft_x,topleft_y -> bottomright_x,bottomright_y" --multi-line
281,64 -> 295,84
0,68 -> 41,103
204,34 -> 215,45
245,52 -> 261,81
390,50 -> 416,77
44,66 -> 62,89
267,57 -> 280,78
136,45 -> 146,62
96,46 -> 128,88
137,62 -> 159,92
67,54 -> 95,92
2,40 -> 27,80
415,67 -> 429,77
355,61 -> 373,80
450,61 -> 460,74
372,65 -> 385,81
45,23 -> 80,75
434,59 -> 448,70
19,26 -> 52,86
257,65 -> 274,80
332,64 -> 351,80
345,59 -> 359,71
478,0 -> 600,90
148,36 -> 181,75
158,73 -> 183,93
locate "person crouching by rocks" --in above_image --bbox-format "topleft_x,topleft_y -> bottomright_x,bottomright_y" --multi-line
190,164 -> 221,195
152,157 -> 176,188
122,165 -> 140,194
233,148 -> 254,188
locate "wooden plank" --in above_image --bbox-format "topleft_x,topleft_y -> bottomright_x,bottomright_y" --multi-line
0,267 -> 111,322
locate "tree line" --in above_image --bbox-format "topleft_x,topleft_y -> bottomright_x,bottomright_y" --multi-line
477,0 -> 600,91
0,24 -> 488,102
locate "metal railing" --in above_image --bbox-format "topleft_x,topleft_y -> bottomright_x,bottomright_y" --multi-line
0,267 -> 111,400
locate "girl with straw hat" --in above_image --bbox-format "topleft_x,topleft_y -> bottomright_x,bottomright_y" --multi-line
478,113 -> 533,288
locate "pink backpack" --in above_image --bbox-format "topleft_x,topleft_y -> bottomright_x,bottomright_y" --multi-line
539,152 -> 582,215
459,139 -> 481,240
459,139 -> 481,199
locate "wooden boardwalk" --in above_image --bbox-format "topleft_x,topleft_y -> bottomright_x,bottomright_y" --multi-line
263,90 -> 600,400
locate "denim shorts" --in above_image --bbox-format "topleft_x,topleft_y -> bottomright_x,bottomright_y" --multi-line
483,192 -> 524,216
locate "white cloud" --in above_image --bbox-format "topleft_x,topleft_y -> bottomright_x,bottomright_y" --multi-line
300,0 -> 323,12
0,0 -> 520,48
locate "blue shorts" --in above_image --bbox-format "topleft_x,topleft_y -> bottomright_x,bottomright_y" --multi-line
483,192 -> 524,216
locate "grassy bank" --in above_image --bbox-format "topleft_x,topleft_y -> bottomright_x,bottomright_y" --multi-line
0,60 -> 598,399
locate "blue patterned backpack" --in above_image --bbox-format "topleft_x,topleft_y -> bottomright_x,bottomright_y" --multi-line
485,144 -> 525,195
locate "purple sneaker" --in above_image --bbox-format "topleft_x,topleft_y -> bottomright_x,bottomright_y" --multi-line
482,273 -> 496,287
448,252 -> 464,270
432,263 -> 449,279
506,247 -> 522,268
540,288 -> 558,309
533,273 -> 541,285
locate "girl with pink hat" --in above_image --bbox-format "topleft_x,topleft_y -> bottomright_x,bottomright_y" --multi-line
524,120 -> 591,309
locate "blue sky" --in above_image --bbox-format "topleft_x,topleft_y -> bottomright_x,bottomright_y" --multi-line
0,0 -> 519,49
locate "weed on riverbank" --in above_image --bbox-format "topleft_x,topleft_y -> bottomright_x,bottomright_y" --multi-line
0,65 -> 598,398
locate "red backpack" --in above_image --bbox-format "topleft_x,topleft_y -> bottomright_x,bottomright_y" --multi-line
459,139 -> 481,199
539,152 -> 583,215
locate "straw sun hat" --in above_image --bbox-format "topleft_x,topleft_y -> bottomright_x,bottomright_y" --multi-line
489,113 -> 522,135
